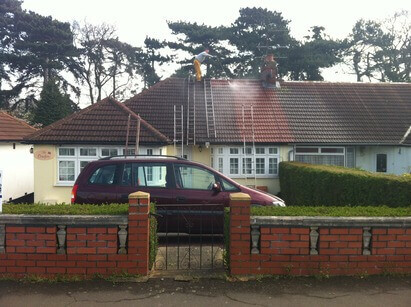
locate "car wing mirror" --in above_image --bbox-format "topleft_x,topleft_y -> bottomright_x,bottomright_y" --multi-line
213,182 -> 221,192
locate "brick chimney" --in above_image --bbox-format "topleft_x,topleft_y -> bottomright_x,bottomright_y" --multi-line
261,53 -> 278,88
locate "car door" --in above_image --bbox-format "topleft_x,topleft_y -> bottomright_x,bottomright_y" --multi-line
116,162 -> 175,204
172,163 -> 228,233
77,163 -> 119,204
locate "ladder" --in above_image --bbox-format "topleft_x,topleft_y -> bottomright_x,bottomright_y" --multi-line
204,78 -> 217,139
186,76 -> 196,145
173,105 -> 184,157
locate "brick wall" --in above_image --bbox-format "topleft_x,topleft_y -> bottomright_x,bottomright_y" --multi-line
229,193 -> 411,276
0,191 -> 150,278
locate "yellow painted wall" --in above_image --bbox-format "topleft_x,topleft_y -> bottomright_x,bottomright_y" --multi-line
33,145 -> 71,204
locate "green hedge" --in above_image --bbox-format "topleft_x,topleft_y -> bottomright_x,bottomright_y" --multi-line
251,206 -> 411,217
2,203 -> 129,215
279,162 -> 411,207
149,204 -> 158,270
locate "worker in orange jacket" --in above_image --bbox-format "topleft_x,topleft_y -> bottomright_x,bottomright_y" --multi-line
194,49 -> 214,81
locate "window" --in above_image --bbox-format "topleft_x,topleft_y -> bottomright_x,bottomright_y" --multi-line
295,146 -> 345,167
230,148 -> 239,155
256,147 -> 265,154
256,158 -> 265,174
123,148 -> 135,155
80,148 -> 97,156
59,148 -> 75,156
211,146 -> 280,178
242,157 -> 252,174
101,148 -> 118,157
80,161 -> 90,172
147,149 -> 153,155
269,148 -> 278,155
121,163 -> 132,186
89,165 -> 116,185
175,165 -> 216,190
230,158 -> 239,174
218,157 -> 223,173
376,154 -> 387,172
269,158 -> 278,175
59,161 -> 75,181
134,164 -> 167,187
221,178 -> 239,191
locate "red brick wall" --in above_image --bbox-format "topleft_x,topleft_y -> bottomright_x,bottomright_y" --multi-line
0,192 -> 150,278
230,194 -> 411,276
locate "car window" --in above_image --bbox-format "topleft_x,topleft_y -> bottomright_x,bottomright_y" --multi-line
132,163 -> 168,188
89,164 -> 116,185
175,164 -> 216,190
121,163 -> 132,186
220,178 -> 239,191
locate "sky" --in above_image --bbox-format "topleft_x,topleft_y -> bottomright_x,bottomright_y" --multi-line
21,0 -> 411,103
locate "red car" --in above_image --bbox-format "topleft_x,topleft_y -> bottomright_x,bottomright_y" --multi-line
71,156 -> 285,232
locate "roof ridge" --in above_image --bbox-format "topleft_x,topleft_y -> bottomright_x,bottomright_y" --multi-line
24,98 -> 109,141
109,98 -> 170,143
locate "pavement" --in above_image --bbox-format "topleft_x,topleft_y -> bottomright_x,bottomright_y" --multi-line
0,275 -> 410,306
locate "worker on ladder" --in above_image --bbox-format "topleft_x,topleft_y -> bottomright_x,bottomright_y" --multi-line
194,49 -> 214,81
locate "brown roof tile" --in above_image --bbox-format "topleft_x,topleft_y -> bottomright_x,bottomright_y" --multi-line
24,78 -> 411,146
0,111 -> 36,141
24,98 -> 170,145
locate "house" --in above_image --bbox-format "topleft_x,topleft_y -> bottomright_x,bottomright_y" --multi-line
0,111 -> 36,202
24,71 -> 411,204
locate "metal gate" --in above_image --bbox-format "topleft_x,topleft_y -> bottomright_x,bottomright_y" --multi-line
153,204 -> 225,271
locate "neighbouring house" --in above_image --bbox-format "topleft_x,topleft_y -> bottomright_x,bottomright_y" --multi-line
24,67 -> 411,203
0,111 -> 36,202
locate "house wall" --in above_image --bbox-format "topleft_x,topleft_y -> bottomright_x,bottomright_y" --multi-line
355,146 -> 411,175
0,142 -> 34,201
33,145 -> 71,204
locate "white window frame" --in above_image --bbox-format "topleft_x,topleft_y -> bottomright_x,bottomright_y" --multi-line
295,146 -> 346,167
212,146 -> 280,179
56,145 -> 163,185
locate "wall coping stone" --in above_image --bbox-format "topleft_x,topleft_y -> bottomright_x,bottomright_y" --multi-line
251,216 -> 411,228
229,193 -> 251,201
0,214 -> 127,226
129,191 -> 150,199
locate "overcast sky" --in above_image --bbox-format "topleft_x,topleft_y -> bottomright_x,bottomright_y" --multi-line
21,0 -> 411,96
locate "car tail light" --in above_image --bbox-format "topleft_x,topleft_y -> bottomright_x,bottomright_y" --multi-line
71,184 -> 78,204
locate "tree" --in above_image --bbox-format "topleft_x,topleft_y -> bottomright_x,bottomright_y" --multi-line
342,12 -> 410,82
0,0 -> 79,109
73,22 -> 142,103
32,80 -> 76,127
139,37 -> 170,88
287,26 -> 342,81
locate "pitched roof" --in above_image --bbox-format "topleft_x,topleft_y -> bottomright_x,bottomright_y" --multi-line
24,97 -> 170,145
0,111 -> 36,141
124,78 -> 411,145
24,78 -> 411,146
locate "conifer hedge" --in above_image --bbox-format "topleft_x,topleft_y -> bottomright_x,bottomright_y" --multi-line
279,162 -> 411,207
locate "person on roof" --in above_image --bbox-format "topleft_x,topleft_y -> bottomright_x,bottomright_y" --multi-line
194,49 -> 214,81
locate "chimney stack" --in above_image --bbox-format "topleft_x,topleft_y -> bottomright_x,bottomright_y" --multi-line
261,53 -> 279,88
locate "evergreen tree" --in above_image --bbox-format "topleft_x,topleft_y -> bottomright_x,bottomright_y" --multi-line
32,80 -> 76,127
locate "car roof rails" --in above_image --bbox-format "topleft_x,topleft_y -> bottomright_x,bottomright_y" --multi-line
99,155 -> 187,161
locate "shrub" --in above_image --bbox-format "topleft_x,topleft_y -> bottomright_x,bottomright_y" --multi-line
251,206 -> 411,217
279,162 -> 411,207
149,204 -> 158,270
2,203 -> 128,215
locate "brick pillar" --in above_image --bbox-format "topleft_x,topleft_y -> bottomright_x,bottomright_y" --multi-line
128,191 -> 150,275
229,192 -> 251,275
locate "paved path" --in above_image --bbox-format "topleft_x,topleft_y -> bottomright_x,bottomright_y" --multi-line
0,275 -> 410,306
